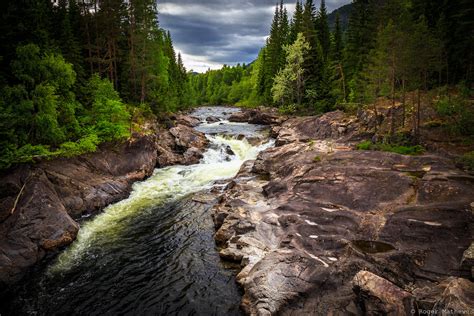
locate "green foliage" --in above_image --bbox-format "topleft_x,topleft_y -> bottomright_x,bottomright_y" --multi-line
272,33 -> 310,105
86,75 -> 131,141
313,155 -> 322,162
14,144 -> 54,163
457,151 -> 474,171
278,104 -> 297,115
435,91 -> 474,136
356,140 -> 372,150
356,140 -> 424,155
0,44 -> 133,169
59,134 -> 100,157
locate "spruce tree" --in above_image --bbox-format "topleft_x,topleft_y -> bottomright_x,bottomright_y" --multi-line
301,0 -> 323,105
316,0 -> 331,60
290,1 -> 304,44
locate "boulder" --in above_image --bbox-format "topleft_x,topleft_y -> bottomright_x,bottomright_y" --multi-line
174,115 -> 200,127
206,116 -> 220,123
229,109 -> 280,125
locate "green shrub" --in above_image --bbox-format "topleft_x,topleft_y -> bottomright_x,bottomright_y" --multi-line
457,151 -> 474,171
313,155 -> 321,162
356,140 -> 373,150
278,104 -> 297,115
59,134 -> 100,157
14,144 -> 54,163
435,92 -> 474,136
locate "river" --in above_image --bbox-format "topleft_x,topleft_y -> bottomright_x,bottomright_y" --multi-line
4,107 -> 273,316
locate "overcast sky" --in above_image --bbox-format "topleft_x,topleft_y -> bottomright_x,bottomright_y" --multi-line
157,0 -> 351,72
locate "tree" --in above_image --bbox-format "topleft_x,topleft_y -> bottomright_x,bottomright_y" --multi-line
301,0 -> 322,103
272,33 -> 310,106
316,0 -> 331,60
85,74 -> 130,141
290,1 -> 304,44
330,13 -> 347,103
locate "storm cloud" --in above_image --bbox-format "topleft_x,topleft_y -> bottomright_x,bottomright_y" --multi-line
157,0 -> 351,72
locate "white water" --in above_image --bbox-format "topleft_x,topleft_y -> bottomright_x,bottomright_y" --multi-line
50,134 -> 273,273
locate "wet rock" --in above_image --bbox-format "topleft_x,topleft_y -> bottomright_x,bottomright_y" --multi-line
225,145 -> 235,156
157,124 -> 209,166
169,124 -> 208,150
206,116 -> 220,123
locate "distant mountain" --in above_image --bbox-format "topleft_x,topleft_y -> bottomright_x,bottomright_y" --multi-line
328,3 -> 353,32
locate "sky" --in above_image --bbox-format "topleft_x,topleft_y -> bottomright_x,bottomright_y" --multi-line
157,0 -> 351,73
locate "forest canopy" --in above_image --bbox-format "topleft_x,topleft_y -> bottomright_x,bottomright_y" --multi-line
1,0 -> 473,169
0,0 -> 191,169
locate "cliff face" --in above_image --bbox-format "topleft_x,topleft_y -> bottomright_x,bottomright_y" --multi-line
213,111 -> 474,314
0,121 -> 208,287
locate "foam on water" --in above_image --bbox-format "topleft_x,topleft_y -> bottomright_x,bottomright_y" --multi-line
50,134 -> 273,274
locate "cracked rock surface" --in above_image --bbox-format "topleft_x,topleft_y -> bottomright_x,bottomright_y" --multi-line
213,111 -> 474,315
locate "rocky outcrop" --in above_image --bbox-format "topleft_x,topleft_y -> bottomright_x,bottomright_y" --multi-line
156,124 -> 209,167
0,117 -> 208,287
213,111 -> 474,315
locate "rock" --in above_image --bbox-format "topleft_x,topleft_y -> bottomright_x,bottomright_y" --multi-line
229,111 -> 251,123
174,115 -> 200,127
169,124 -> 208,150
213,111 -> 474,315
461,242 -> 474,279
414,278 -> 474,315
225,145 -> 235,156
206,116 -> 220,123
273,111 -> 364,146
352,271 -> 415,315
157,124 -> 209,166
228,109 -> 280,125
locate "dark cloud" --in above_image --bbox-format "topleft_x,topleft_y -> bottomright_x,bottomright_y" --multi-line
157,0 -> 351,72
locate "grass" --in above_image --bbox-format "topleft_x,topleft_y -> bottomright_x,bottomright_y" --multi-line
356,140 -> 424,156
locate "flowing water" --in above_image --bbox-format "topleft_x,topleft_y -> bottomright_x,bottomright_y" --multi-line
3,107 -> 272,316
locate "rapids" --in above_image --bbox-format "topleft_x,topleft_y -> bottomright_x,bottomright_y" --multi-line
5,107 -> 273,316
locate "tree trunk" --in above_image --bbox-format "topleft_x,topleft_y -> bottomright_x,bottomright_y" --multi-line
401,78 -> 406,128
338,63 -> 346,102
390,59 -> 396,139
415,88 -> 421,143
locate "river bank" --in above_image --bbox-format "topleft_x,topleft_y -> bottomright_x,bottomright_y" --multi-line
1,106 -> 473,315
0,107 -> 275,315
213,109 -> 474,314
0,114 -> 212,287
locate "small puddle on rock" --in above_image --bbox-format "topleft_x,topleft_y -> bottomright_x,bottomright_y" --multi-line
352,240 -> 396,254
